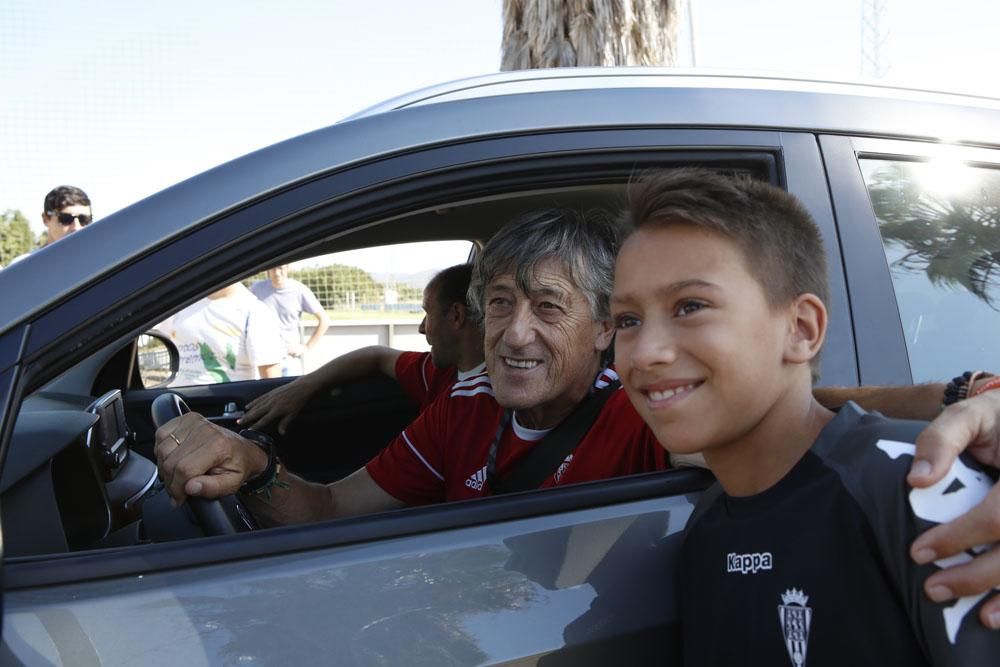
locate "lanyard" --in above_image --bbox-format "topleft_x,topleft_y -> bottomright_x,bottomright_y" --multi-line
485,408 -> 512,492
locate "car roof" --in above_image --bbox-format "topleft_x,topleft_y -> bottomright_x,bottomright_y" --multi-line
345,67 -> 1000,120
4,68 -> 1000,337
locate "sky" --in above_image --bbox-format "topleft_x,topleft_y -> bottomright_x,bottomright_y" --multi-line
3,0 -> 999,238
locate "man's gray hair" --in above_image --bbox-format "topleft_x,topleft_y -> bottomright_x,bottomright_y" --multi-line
468,208 -> 621,322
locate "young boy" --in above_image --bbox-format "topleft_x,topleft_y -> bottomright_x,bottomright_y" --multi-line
610,168 -> 996,665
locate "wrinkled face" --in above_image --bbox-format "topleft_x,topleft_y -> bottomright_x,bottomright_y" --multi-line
419,281 -> 457,368
267,265 -> 289,288
43,204 -> 92,243
611,225 -> 796,455
484,257 -> 613,429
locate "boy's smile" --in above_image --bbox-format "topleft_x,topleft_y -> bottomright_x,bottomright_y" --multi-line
612,223 -> 808,461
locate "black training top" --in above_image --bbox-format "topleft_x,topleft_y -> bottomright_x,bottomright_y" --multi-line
680,402 -> 997,666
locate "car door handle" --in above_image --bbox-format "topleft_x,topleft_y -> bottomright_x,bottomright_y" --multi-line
207,401 -> 245,422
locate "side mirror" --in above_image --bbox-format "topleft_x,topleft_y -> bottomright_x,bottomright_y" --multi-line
136,330 -> 179,388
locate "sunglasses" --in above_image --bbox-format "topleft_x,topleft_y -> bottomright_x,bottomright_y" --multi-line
54,212 -> 93,226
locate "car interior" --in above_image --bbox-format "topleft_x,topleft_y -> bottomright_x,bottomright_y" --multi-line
3,160 -> 771,562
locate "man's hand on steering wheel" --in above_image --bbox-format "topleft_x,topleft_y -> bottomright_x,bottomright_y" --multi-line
155,412 -> 269,506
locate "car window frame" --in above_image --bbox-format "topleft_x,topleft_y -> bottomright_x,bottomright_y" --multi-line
2,128 -> 846,587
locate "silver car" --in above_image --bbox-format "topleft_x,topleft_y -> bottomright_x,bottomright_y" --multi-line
2,69 -> 999,665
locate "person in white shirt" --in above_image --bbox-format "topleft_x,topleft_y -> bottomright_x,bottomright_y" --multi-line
166,283 -> 283,386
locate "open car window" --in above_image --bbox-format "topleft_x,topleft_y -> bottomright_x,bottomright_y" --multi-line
7,144 -> 786,563
143,240 -> 474,387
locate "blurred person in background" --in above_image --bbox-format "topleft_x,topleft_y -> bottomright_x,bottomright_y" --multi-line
251,264 -> 331,376
166,282 -> 283,386
240,263 -> 485,434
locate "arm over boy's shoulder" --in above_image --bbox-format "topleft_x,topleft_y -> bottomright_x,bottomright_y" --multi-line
818,401 -> 999,663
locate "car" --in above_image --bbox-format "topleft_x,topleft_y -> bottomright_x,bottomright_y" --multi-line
1,68 -> 999,664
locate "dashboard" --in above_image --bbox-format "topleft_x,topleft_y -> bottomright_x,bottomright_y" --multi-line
2,389 -> 162,557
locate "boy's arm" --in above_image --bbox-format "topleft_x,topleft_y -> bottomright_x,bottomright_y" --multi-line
821,383 -> 1000,626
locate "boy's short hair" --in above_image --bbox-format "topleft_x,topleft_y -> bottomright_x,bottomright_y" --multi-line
623,168 -> 829,377
43,185 -> 91,215
624,168 -> 829,308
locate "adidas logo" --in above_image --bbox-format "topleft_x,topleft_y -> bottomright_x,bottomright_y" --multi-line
465,466 -> 487,491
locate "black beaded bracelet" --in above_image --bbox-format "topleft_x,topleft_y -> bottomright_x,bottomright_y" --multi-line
238,429 -> 277,494
943,371 -> 981,406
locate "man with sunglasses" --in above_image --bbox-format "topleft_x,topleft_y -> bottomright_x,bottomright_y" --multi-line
41,185 -> 92,244
4,185 -> 93,268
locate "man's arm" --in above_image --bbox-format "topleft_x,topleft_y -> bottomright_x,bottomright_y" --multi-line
814,384 -> 944,420
242,466 -> 405,527
258,363 -> 281,379
155,413 -> 405,524
240,345 -> 404,433
301,309 -> 330,354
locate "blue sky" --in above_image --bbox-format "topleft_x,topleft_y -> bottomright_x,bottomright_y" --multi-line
3,0 -> 998,234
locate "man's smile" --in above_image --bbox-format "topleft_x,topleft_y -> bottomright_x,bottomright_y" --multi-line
502,356 -> 542,370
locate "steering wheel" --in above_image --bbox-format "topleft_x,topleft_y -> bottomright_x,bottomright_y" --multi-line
151,393 -> 257,536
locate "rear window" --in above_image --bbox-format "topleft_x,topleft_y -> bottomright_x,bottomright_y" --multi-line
861,158 -> 1000,382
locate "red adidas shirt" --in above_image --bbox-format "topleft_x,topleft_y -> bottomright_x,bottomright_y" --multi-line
366,368 -> 669,505
393,351 -> 455,409
393,351 -> 487,409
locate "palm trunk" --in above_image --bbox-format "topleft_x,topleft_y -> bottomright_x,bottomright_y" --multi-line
502,0 -> 680,70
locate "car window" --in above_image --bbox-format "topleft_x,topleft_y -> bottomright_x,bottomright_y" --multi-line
149,240 -> 474,387
860,158 -> 1000,382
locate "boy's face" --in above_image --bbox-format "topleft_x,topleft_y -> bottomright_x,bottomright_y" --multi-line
611,224 -> 813,455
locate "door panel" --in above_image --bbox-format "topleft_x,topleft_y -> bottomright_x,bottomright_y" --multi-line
2,478 -> 697,665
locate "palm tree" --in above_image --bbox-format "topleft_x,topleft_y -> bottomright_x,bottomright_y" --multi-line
868,163 -> 1000,309
501,0 -> 681,70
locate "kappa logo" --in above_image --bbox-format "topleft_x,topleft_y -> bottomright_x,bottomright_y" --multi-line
727,551 -> 773,574
778,588 -> 812,667
465,466 -> 487,491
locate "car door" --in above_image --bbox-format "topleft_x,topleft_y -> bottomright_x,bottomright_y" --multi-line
0,121 -> 842,664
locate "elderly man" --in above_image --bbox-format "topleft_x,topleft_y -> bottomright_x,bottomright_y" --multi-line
157,208 -> 1000,626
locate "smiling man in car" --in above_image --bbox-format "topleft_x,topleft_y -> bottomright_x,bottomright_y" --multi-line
157,204 -> 1000,628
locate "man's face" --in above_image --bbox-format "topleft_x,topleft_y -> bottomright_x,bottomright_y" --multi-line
484,257 -> 613,429
611,224 -> 803,456
267,265 -> 289,288
419,282 -> 458,368
42,204 -> 92,244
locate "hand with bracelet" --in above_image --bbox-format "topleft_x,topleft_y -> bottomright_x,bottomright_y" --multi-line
907,372 -> 1000,629
155,415 -> 272,501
